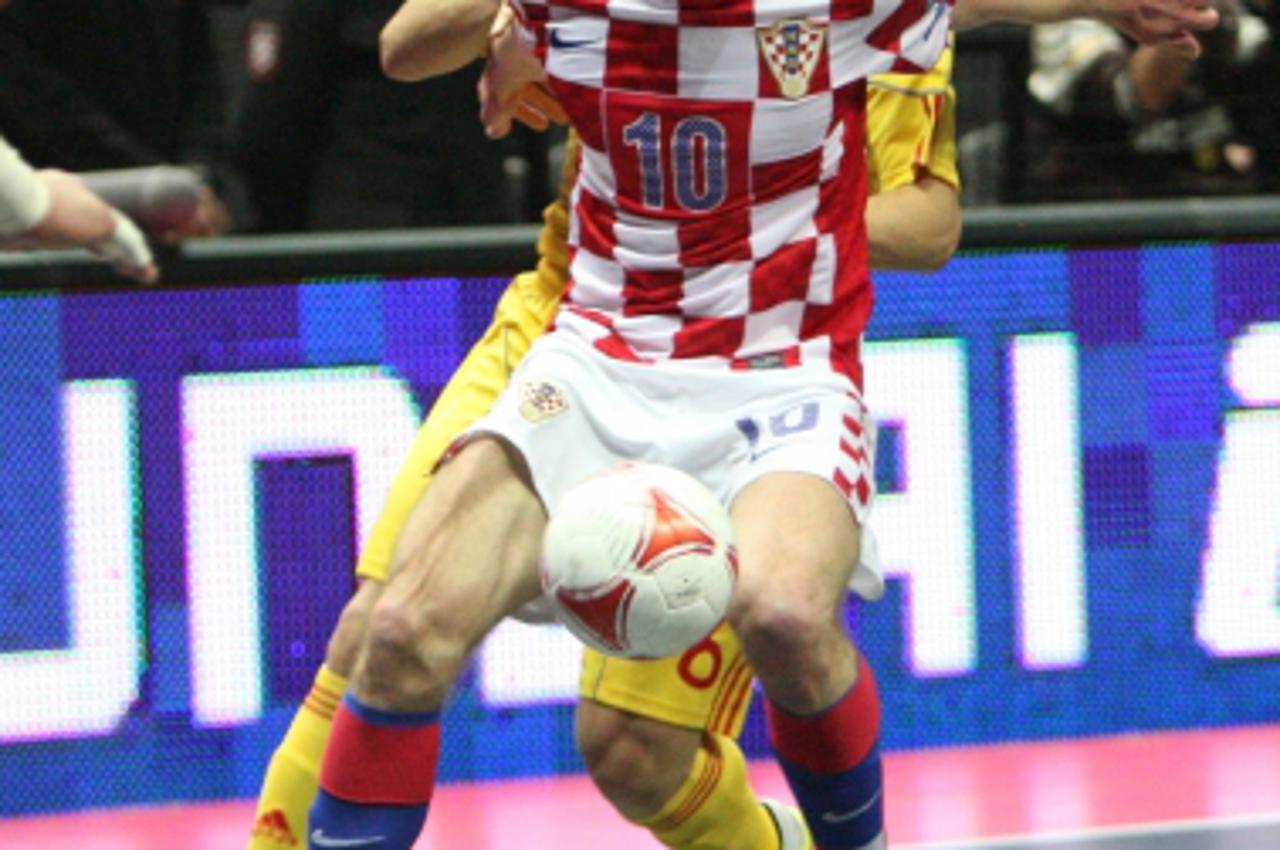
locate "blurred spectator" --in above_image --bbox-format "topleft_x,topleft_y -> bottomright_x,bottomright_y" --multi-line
0,0 -> 233,238
1025,3 -> 1278,200
233,0 -> 509,233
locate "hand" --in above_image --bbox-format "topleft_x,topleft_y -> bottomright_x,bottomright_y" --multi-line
512,82 -> 569,132
28,170 -> 117,247
21,170 -> 157,283
1096,0 -> 1220,57
93,211 -> 159,284
157,185 -> 229,244
478,2 -> 550,139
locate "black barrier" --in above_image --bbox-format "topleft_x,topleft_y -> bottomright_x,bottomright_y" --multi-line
1,196 -> 1279,289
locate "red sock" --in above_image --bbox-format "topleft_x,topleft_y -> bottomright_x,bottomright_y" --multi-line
309,695 -> 440,849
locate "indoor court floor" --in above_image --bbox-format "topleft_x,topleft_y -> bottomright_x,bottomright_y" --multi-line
4,723 -> 1279,849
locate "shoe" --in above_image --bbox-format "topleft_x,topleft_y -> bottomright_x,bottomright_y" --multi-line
761,798 -> 814,850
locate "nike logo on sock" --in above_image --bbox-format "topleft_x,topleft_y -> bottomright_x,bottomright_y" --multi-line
820,788 -> 883,824
311,829 -> 387,848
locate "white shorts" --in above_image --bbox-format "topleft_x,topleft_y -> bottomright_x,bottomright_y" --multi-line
457,333 -> 884,600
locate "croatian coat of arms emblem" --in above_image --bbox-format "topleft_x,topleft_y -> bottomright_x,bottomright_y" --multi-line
519,379 -> 569,422
757,18 -> 828,99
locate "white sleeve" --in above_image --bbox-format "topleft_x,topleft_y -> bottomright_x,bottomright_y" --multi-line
0,134 -> 52,237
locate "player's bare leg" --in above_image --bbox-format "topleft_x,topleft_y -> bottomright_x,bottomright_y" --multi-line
308,437 -> 546,850
731,472 -> 860,710
352,440 -> 543,709
576,703 -> 700,819
577,699 -> 807,849
729,472 -> 885,850
249,581 -> 382,849
325,581 -> 384,676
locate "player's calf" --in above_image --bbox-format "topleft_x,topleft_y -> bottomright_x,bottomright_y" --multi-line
578,700 -> 786,850
308,595 -> 452,849
576,700 -> 701,818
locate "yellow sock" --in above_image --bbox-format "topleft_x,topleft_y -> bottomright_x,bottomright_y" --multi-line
248,665 -> 347,850
640,733 -> 780,850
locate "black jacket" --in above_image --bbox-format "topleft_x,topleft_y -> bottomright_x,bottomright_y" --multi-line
0,0 -> 227,172
233,0 -> 509,232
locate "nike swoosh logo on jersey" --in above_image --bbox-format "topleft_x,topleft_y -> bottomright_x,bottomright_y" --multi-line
820,788 -> 882,824
311,829 -> 386,848
549,28 -> 595,49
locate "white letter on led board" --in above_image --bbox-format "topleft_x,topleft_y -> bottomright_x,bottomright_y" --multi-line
183,368 -> 419,725
864,339 -> 977,675
1197,323 -> 1280,657
1010,333 -> 1088,669
0,381 -> 141,742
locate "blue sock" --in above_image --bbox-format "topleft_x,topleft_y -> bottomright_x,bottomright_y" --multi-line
309,790 -> 426,849
777,745 -> 884,848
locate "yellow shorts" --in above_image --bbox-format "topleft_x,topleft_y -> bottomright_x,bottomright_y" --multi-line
355,269 -> 757,737
579,622 -> 755,737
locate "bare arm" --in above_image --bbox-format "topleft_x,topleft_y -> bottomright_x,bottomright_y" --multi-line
380,0 -> 501,81
953,0 -> 1107,27
954,0 -> 1218,57
866,176 -> 962,271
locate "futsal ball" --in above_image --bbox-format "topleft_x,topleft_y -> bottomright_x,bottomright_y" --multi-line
540,462 -> 738,659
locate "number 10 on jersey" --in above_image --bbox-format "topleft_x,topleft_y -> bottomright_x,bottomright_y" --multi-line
621,111 -> 733,213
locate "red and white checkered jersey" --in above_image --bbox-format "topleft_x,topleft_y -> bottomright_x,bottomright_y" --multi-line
515,0 -> 952,385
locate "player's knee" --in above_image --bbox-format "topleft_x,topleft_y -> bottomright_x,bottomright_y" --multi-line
576,704 -> 693,819
730,587 -> 839,691
325,583 -> 380,677
359,599 -> 464,706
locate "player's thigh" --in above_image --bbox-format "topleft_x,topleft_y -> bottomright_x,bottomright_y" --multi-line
355,274 -> 555,583
377,436 -> 546,654
354,376 -> 499,583
727,471 -> 860,651
578,621 -> 755,738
